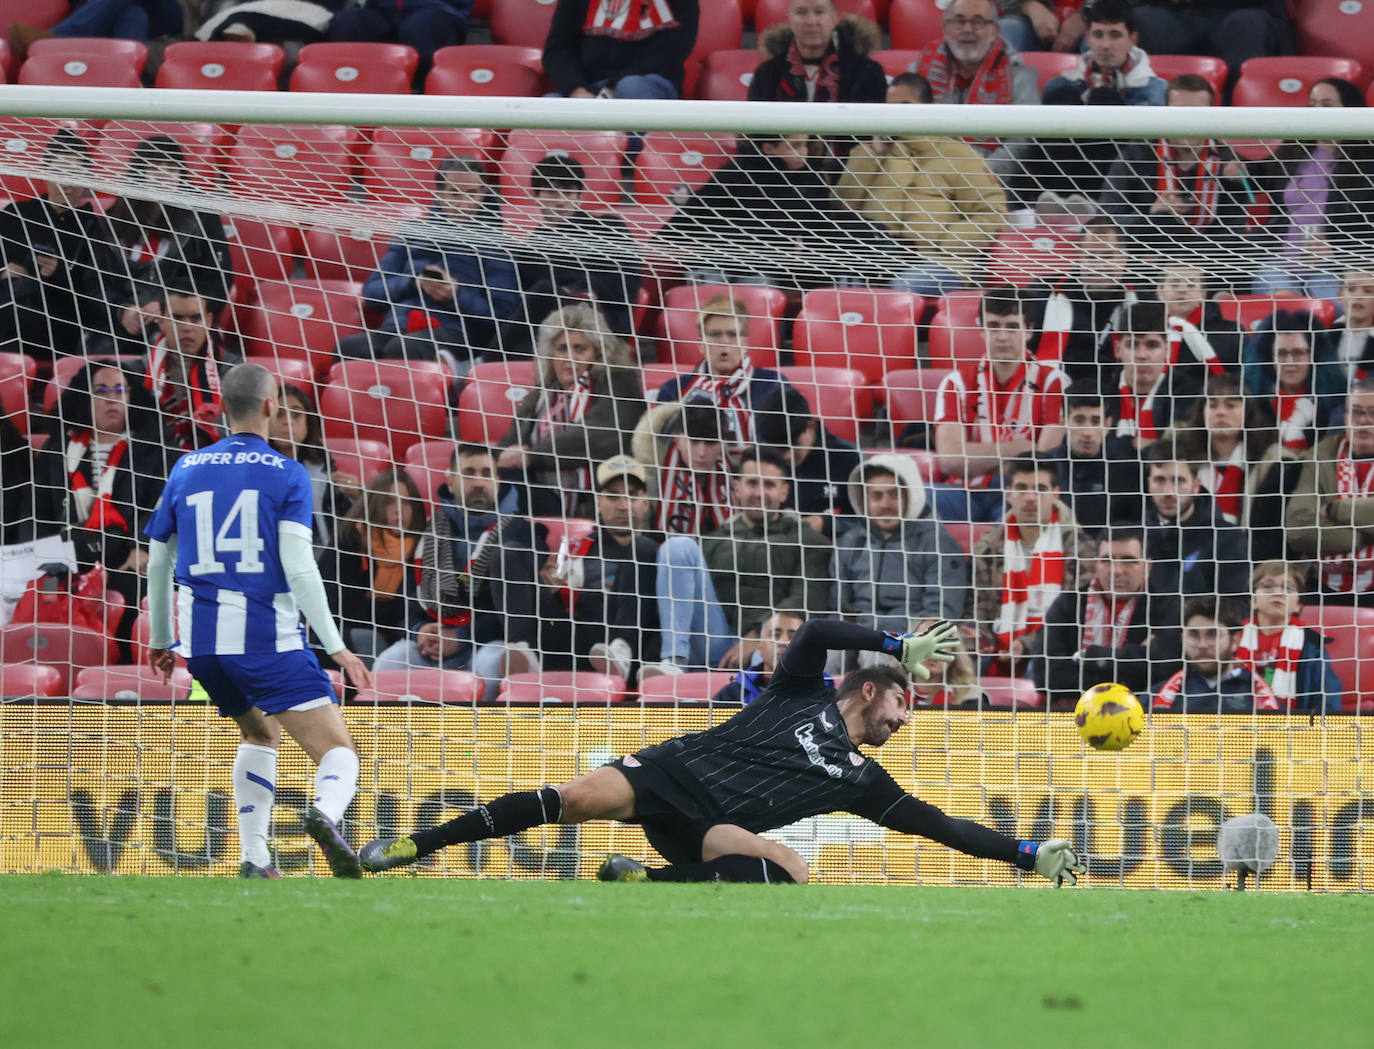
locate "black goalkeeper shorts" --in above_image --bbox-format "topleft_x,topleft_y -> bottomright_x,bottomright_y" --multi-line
609,753 -> 720,865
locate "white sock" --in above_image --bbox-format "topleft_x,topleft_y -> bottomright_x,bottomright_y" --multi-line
313,747 -> 360,824
233,743 -> 277,867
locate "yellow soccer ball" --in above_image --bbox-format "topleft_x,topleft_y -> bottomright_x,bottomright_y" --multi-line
1074,683 -> 1144,751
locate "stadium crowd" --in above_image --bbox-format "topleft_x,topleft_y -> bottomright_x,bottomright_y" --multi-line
1,0 -> 1372,714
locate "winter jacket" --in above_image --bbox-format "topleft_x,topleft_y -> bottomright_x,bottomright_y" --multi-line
318,530 -> 421,647
1242,323 -> 1344,445
701,512 -> 832,636
1142,493 -> 1251,602
630,400 -> 729,526
0,416 -> 65,547
105,201 -> 231,308
1038,587 -> 1183,706
788,426 -> 862,530
748,17 -> 887,104
712,657 -> 834,705
1285,433 -> 1374,570
543,0 -> 699,96
654,365 -> 786,415
1150,664 -> 1279,714
1041,436 -> 1146,534
1043,47 -> 1167,106
832,453 -> 970,631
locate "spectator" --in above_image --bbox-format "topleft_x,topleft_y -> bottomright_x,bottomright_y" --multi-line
1241,312 -> 1342,453
142,287 -> 238,452
1154,261 -> 1241,377
710,609 -> 830,704
835,453 -> 970,637
632,398 -> 735,537
748,0 -> 886,103
905,616 -> 988,707
49,359 -> 170,655
543,0 -> 698,100
932,286 -> 1069,523
1042,380 -> 1141,532
1129,0 -> 1286,95
0,130 -> 121,363
1247,78 -> 1374,302
753,384 -> 861,536
318,468 -> 427,668
1172,372 -> 1298,561
1151,596 -> 1283,712
341,156 -> 520,371
8,2 -> 181,57
1141,439 -> 1250,602
497,303 -> 645,518
972,456 -> 1097,677
328,0 -> 472,81
540,456 -> 662,684
1106,300 -> 1201,449
1042,0 -> 1167,106
507,153 -> 643,348
0,413 -> 64,549
997,0 -> 1085,54
836,72 -> 1009,297
643,447 -> 831,677
1009,83 -> 1124,214
1287,378 -> 1374,606
1024,215 -> 1132,385
653,294 -> 786,442
1332,268 -> 1374,383
906,0 -> 1039,175
1038,526 -> 1182,708
1099,76 -> 1252,272
267,382 -> 359,555
1233,560 -> 1342,712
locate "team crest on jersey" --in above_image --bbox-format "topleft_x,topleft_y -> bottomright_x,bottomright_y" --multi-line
848,752 -> 864,766
622,755 -> 641,767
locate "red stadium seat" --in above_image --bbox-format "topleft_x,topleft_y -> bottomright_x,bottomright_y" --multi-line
927,290 -> 986,366
0,351 -> 36,432
72,666 -> 193,701
658,283 -> 785,368
696,49 -> 760,101
533,517 -> 596,557
791,288 -> 921,383
403,439 -> 458,502
239,279 -> 365,377
889,0 -> 943,49
499,671 -> 627,705
753,0 -> 876,31
633,131 -> 737,208
359,668 -> 483,704
363,127 -> 500,210
1296,3 -> 1374,71
884,367 -> 954,443
223,218 -> 301,300
0,0 -> 68,33
942,522 -> 993,554
1214,293 -> 1337,333
132,611 -> 186,670
641,365 -> 686,401
29,36 -> 147,76
490,0 -> 560,47
0,662 -> 63,697
499,128 -> 628,214
985,226 -> 1079,288
639,671 -> 735,705
426,44 -> 544,97
681,0 -> 744,96
1149,55 -> 1227,102
0,117 -> 90,202
979,676 -> 1045,710
155,41 -> 285,91
320,359 -> 452,459
1298,606 -> 1374,710
323,437 -> 392,485
18,51 -> 141,89
871,49 -> 923,81
264,357 -> 317,399
290,42 -> 418,94
1015,51 -> 1079,93
0,624 -> 112,691
94,121 -> 224,191
778,366 -> 872,443
301,223 -> 403,283
456,361 -> 538,444
1232,56 -> 1367,107
228,124 -> 363,207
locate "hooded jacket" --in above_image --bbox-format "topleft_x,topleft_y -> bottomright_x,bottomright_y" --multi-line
832,453 -> 970,631
748,17 -> 887,104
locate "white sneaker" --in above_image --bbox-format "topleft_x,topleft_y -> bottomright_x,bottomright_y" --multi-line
589,638 -> 633,679
638,659 -> 686,681
504,641 -> 542,676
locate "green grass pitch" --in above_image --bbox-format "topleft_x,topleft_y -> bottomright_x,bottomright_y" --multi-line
5,875 -> 1372,1049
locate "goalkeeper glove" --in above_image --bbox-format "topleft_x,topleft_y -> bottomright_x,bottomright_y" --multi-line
881,620 -> 960,680
1016,839 -> 1085,887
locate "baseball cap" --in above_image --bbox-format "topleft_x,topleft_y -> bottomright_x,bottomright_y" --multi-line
596,455 -> 647,489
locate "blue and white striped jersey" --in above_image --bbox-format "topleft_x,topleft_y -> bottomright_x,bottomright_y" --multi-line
145,433 -> 314,657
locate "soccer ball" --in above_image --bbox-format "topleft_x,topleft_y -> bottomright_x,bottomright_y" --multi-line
1074,683 -> 1144,751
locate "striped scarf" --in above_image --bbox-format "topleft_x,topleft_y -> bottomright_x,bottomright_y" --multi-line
994,508 -> 1065,652
582,0 -> 678,40
1081,580 -> 1138,650
678,357 -> 754,441
1198,444 -> 1246,525
65,431 -> 130,533
1114,373 -> 1163,442
1234,616 -> 1306,703
1274,390 -> 1317,450
779,35 -> 842,102
1168,313 -> 1224,376
1153,665 -> 1282,711
1320,438 -> 1374,594
146,332 -> 223,450
1156,140 -> 1223,228
654,440 -> 730,536
913,39 -> 1014,150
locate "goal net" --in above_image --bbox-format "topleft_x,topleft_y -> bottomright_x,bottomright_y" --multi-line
0,89 -> 1371,888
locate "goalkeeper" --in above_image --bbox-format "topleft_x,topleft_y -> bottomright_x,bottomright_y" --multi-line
362,617 -> 1084,886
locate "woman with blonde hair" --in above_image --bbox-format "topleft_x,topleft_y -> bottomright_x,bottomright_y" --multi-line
497,302 -> 645,516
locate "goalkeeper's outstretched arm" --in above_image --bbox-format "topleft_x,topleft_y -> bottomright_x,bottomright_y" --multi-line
780,618 -> 960,681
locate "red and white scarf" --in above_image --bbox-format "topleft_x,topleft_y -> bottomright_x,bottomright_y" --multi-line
994,509 -> 1066,652
1320,437 -> 1374,594
971,359 -> 1040,444
65,430 -> 130,533
914,39 -> 1014,151
582,0 -> 678,40
779,36 -> 842,102
1274,390 -> 1317,450
533,371 -> 596,514
1198,444 -> 1246,525
1033,291 -> 1076,364
1153,665 -> 1282,711
1156,140 -> 1223,228
1081,580 -> 1138,651
678,357 -> 754,441
146,332 -> 224,450
1167,313 -> 1224,376
1114,372 -> 1164,442
654,441 -> 730,536
1235,615 -> 1306,703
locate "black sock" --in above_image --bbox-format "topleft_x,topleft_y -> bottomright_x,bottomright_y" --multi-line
646,854 -> 795,884
410,787 -> 563,858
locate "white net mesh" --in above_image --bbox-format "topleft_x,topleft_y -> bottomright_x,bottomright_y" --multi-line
0,95 -> 1371,888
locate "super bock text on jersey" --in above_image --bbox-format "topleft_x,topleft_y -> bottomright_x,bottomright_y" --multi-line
145,434 -> 315,658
